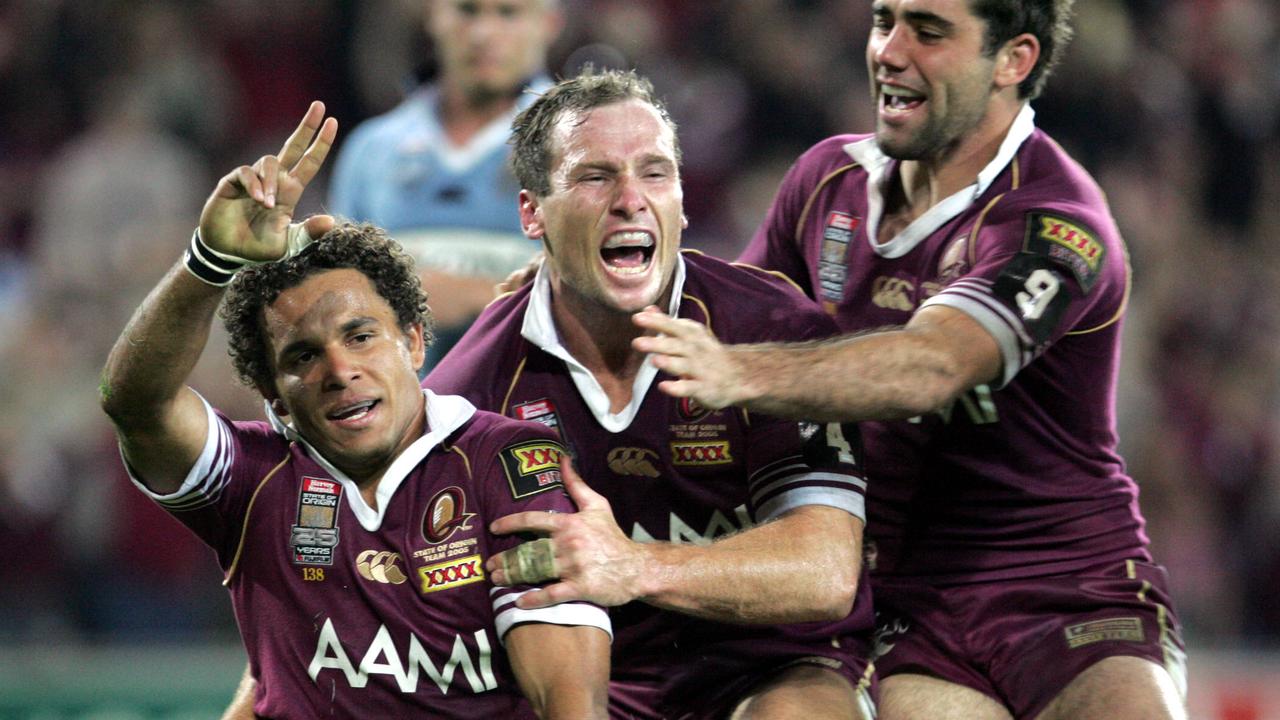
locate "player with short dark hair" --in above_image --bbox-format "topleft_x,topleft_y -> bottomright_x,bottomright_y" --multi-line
428,69 -> 877,719
100,102 -> 609,719
634,1 -> 1187,718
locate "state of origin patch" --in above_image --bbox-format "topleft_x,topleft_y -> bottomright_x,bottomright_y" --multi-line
818,211 -> 859,303
291,476 -> 342,566
512,397 -> 565,441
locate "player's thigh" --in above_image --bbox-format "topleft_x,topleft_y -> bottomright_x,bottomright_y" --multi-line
730,664 -> 871,720
1034,655 -> 1186,720
879,673 -> 1013,720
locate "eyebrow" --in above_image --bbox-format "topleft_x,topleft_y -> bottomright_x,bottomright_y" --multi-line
277,316 -> 379,360
872,3 -> 957,32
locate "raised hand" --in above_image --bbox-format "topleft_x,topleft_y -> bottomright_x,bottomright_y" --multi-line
486,458 -> 645,609
198,101 -> 338,262
631,306 -> 749,410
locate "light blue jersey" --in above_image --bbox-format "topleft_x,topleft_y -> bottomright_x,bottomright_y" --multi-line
328,77 -> 551,368
328,77 -> 551,279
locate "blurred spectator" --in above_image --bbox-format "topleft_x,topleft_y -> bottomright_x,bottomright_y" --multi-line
328,0 -> 564,371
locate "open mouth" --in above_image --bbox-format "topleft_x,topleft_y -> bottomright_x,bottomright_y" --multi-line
882,84 -> 925,114
327,399 -> 379,423
600,231 -> 656,276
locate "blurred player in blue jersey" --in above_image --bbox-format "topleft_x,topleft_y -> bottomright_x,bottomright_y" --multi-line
635,1 -> 1187,719
330,0 -> 564,370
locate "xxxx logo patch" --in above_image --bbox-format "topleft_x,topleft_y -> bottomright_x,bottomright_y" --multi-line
671,440 -> 733,466
499,439 -> 567,499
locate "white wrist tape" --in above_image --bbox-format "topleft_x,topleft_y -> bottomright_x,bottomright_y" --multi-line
182,223 -> 318,287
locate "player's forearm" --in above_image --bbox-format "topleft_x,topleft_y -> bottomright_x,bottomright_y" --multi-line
100,260 -> 224,426
733,327 -> 974,423
636,507 -> 861,624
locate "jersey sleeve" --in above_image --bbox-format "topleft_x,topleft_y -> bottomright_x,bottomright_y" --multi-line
738,152 -> 820,293
123,393 -> 286,566
738,300 -> 868,523
920,205 -> 1128,387
473,421 -> 612,644
746,417 -> 867,523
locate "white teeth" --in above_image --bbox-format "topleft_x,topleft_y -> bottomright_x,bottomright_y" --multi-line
602,231 -> 654,249
882,85 -> 922,98
332,400 -> 374,420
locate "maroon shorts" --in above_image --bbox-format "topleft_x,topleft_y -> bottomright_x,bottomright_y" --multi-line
871,559 -> 1186,719
607,633 -> 875,720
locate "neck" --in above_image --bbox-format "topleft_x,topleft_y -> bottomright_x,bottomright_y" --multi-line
342,393 -> 426,510
438,81 -> 522,146
897,99 -> 1023,214
549,279 -> 670,414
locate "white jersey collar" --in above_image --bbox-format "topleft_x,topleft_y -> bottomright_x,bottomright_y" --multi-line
266,389 -> 477,531
843,103 -> 1036,259
520,256 -> 687,433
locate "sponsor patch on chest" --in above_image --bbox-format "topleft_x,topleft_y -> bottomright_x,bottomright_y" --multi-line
512,398 -> 565,440
670,440 -> 733,466
292,476 -> 342,566
818,211 -> 859,304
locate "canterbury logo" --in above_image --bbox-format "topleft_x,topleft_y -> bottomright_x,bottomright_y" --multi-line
355,550 -> 407,585
671,441 -> 733,466
517,444 -> 562,474
871,276 -> 915,311
607,447 -> 660,477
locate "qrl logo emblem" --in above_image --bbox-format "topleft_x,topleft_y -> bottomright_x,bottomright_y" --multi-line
422,486 -> 476,544
418,555 -> 485,595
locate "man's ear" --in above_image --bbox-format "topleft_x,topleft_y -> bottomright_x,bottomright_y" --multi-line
258,384 -> 288,418
994,32 -> 1040,92
406,322 -> 427,372
520,189 -> 546,240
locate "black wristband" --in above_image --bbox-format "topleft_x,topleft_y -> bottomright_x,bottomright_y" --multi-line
183,229 -> 246,287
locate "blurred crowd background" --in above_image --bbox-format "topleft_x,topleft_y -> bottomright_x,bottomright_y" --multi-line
0,0 -> 1278,661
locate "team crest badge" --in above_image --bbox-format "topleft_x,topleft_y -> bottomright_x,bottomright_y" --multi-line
422,486 -> 476,545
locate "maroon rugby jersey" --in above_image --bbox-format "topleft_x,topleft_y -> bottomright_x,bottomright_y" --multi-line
129,391 -> 608,719
427,250 -> 873,717
742,106 -> 1149,583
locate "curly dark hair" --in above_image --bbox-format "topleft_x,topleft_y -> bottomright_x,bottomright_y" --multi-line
220,222 -> 432,391
971,0 -> 1075,99
511,67 -> 680,197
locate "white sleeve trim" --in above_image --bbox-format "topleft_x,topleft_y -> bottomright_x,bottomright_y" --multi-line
125,392 -> 232,509
921,287 -> 1024,387
493,592 -> 613,645
756,485 -> 867,524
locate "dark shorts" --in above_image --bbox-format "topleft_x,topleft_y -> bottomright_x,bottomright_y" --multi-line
608,632 -> 875,720
871,559 -> 1186,719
